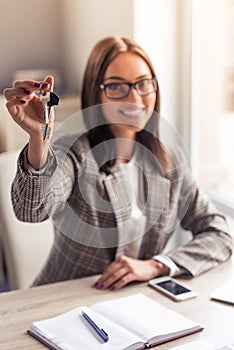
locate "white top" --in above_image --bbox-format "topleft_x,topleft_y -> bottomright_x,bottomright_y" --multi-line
115,160 -> 146,258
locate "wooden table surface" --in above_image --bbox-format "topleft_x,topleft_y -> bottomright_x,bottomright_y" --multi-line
0,258 -> 234,350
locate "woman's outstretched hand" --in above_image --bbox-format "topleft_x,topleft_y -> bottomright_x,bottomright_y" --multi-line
93,255 -> 170,291
3,76 -> 55,169
3,75 -> 54,139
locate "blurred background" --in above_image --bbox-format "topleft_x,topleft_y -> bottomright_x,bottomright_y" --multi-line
0,0 -> 233,291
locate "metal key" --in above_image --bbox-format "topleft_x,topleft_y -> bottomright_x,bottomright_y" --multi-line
39,90 -> 59,140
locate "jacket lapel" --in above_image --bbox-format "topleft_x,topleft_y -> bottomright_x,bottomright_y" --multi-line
142,169 -> 170,232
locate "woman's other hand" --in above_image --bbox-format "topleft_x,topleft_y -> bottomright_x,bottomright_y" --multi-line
94,255 -> 170,291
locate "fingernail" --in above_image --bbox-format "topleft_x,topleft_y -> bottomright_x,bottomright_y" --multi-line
24,89 -> 31,95
20,100 -> 26,104
99,284 -> 104,289
110,286 -> 116,291
92,282 -> 99,288
42,82 -> 49,88
34,82 -> 41,88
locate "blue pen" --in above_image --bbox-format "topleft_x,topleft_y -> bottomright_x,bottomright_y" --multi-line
81,311 -> 109,342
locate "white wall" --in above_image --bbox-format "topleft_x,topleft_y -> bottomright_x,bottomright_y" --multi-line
0,0 -> 134,94
197,0 -> 228,171
0,0 -> 184,135
134,0 -> 191,136
0,0 -> 64,91
61,0 -> 134,93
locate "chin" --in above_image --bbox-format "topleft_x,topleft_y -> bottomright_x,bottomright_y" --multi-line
126,121 -> 148,130
130,125 -> 144,132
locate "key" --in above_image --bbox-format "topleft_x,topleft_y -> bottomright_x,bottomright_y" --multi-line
48,92 -> 60,107
40,90 -> 50,140
39,90 -> 59,140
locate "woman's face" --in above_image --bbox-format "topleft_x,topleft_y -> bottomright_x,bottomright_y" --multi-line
100,52 -> 156,138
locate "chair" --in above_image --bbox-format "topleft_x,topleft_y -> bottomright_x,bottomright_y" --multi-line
0,150 -> 54,290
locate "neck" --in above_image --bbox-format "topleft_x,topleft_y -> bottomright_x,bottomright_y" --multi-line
115,138 -> 135,163
109,124 -> 136,141
108,125 -> 136,163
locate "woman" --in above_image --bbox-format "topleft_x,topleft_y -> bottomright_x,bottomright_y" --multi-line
3,36 -> 232,290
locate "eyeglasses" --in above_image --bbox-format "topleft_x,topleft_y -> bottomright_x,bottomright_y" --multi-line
99,78 -> 157,100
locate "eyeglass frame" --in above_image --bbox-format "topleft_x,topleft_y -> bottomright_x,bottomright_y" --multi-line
99,77 -> 157,100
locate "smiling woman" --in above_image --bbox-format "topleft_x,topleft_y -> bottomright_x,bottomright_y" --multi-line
3,36 -> 233,291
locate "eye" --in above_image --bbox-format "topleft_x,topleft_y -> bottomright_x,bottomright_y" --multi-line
107,83 -> 121,91
138,80 -> 150,89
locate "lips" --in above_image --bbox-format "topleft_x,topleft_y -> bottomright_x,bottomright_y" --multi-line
119,106 -> 145,119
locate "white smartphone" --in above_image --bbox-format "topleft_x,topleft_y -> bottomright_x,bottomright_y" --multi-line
148,276 -> 198,301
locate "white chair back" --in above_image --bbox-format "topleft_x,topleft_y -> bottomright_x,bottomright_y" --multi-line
0,150 -> 53,290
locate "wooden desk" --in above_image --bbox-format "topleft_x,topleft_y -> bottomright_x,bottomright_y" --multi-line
0,258 -> 234,350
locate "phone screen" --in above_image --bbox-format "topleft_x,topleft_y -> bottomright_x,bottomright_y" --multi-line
157,280 -> 191,295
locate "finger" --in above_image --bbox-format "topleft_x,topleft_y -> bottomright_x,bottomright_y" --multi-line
6,98 -> 46,127
3,87 -> 34,101
11,76 -> 54,98
42,75 -> 54,92
96,260 -> 123,286
13,79 -> 42,91
6,99 -> 28,122
99,267 -> 129,290
5,99 -> 18,116
95,255 -> 130,287
111,272 -> 135,291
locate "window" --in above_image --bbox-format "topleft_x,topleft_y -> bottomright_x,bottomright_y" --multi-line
191,0 -> 234,216
133,0 -> 233,216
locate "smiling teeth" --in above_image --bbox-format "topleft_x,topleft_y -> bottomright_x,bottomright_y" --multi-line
122,108 -> 144,116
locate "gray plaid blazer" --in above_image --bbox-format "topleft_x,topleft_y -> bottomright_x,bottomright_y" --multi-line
11,132 -> 233,286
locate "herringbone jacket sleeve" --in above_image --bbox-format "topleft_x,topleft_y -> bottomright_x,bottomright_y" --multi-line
166,149 -> 233,276
11,140 -> 81,222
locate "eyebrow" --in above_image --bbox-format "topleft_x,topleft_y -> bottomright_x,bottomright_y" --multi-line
103,74 -> 152,82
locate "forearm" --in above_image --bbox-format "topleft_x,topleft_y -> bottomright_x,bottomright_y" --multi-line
28,135 -> 50,170
167,228 -> 233,277
175,166 -> 233,276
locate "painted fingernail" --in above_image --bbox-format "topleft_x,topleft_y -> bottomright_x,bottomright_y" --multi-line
92,282 -> 99,288
99,284 -> 104,289
20,100 -> 26,104
42,82 -> 49,88
34,82 -> 41,88
24,89 -> 31,95
110,286 -> 116,291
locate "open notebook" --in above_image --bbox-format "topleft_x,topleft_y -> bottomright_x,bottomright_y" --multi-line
28,293 -> 203,350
